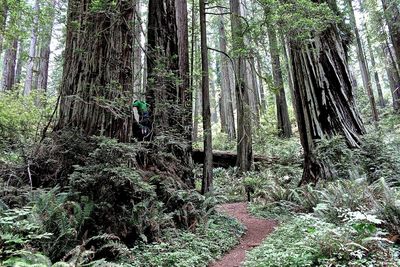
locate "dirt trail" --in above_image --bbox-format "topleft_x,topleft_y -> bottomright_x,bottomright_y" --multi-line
210,202 -> 277,267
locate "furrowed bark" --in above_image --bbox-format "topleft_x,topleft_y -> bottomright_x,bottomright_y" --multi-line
1,38 -> 18,91
289,24 -> 365,185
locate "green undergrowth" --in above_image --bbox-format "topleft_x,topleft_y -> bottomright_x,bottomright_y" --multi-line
129,213 -> 245,267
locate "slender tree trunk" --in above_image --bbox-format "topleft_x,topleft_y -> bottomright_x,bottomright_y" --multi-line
383,42 -> 400,111
281,34 -> 297,115
289,24 -> 366,185
133,0 -> 142,95
381,0 -> 400,71
230,0 -> 253,172
347,0 -> 379,122
193,80 -> 201,142
365,32 -> 385,107
218,11 -> 236,139
249,56 -> 261,121
37,0 -> 57,92
256,56 -> 267,111
268,28 -> 292,138
57,0 -> 135,141
1,38 -> 18,91
15,40 -> 24,84
199,0 -> 213,194
23,0 -> 40,96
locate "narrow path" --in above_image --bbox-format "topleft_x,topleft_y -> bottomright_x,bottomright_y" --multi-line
210,202 -> 278,267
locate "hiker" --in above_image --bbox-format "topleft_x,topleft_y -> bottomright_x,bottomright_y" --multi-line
132,99 -> 150,138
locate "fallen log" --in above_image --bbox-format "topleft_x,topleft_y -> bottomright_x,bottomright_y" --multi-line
192,149 -> 285,168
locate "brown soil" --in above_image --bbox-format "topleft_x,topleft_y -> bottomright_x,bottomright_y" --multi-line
209,202 -> 277,267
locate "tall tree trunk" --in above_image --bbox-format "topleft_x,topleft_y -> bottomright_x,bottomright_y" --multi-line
23,0 -> 40,96
256,56 -> 267,111
15,40 -> 24,84
37,0 -> 57,92
383,41 -> 400,111
230,0 -> 253,172
133,0 -> 142,95
1,38 -> 18,91
249,56 -> 261,122
199,0 -> 213,194
281,34 -> 297,115
289,24 -> 366,185
347,0 -> 379,122
175,0 -> 192,142
268,28 -> 292,138
0,5 -> 8,55
218,11 -> 236,139
366,31 -> 385,107
381,0 -> 400,71
193,80 -> 201,142
57,0 -> 135,141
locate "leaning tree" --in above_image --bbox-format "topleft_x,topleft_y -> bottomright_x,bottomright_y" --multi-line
286,0 -> 366,185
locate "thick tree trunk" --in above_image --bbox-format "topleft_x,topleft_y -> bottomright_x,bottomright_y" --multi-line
268,28 -> 292,138
199,0 -> 213,194
230,0 -> 253,172
289,24 -> 366,185
57,0 -> 135,141
347,0 -> 379,122
381,0 -> 400,71
23,0 -> 40,96
1,39 -> 18,91
147,0 -> 189,137
218,11 -> 236,139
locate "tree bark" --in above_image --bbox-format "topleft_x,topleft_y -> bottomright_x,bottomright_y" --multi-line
268,28 -> 292,138
199,0 -> 213,194
37,0 -> 57,92
347,0 -> 379,122
15,40 -> 24,84
230,0 -> 253,172
1,38 -> 18,91
218,11 -> 236,139
289,24 -> 366,185
175,0 -> 192,142
381,0 -> 400,71
383,41 -> 400,111
133,0 -> 142,95
57,0 -> 135,141
256,56 -> 267,111
23,0 -> 40,96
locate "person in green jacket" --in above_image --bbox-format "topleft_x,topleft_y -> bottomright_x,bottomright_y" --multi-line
132,100 -> 150,138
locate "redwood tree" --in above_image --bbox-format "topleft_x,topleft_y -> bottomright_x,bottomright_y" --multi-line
57,0 -> 135,141
288,1 -> 366,185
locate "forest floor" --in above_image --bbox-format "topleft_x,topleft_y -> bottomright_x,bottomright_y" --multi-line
210,202 -> 278,267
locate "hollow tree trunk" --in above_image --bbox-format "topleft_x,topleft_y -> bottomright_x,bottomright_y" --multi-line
230,0 -> 253,172
268,28 -> 292,138
347,0 -> 379,122
23,0 -> 40,96
1,39 -> 18,91
199,0 -> 213,194
218,10 -> 236,139
57,0 -> 135,142
289,24 -> 366,185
